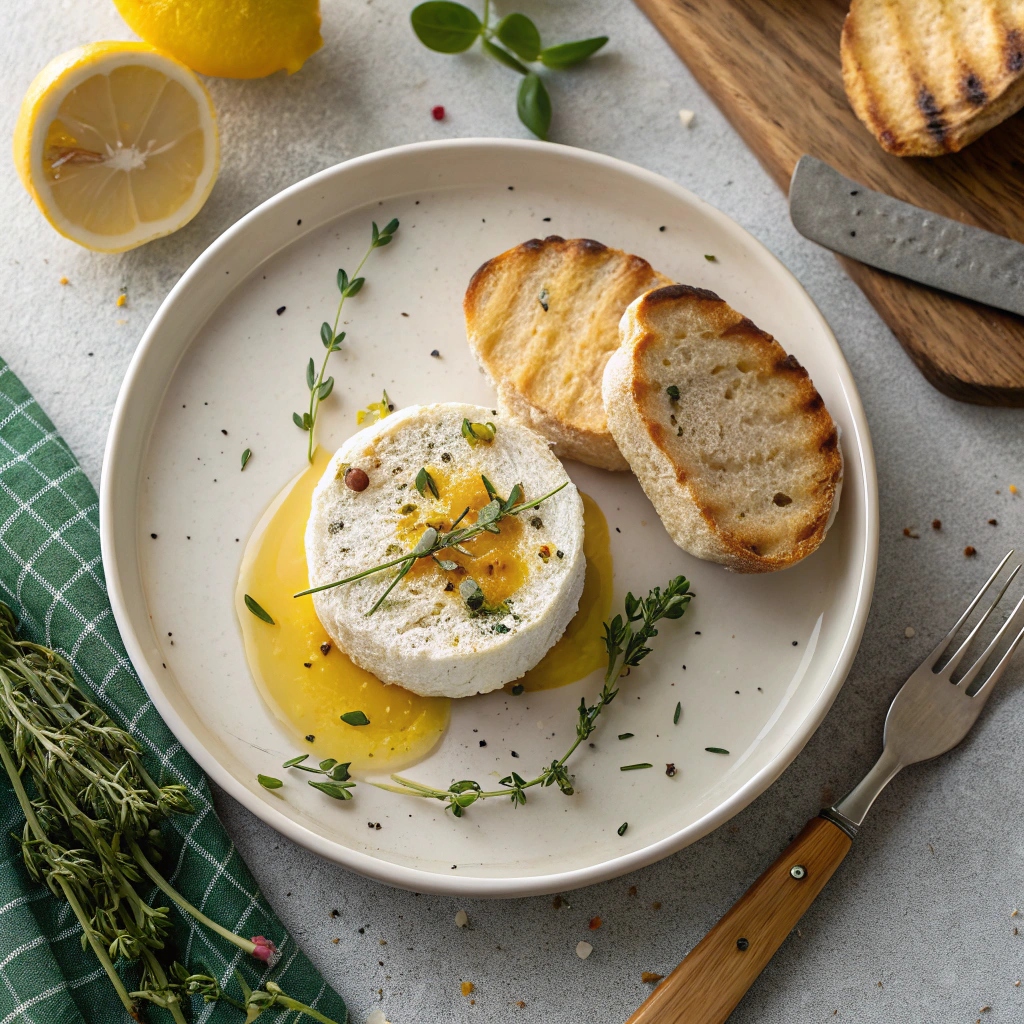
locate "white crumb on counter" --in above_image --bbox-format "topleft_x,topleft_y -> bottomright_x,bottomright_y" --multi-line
454,910 -> 469,928
678,109 -> 695,127
576,940 -> 593,960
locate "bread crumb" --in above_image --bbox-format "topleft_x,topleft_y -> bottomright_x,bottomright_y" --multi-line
1015,980 -> 1021,987
552,895 -> 563,909
59,276 -> 69,286
589,916 -> 602,930
642,972 -> 664,983
1012,909 -> 1018,917
516,1001 -> 526,1008
903,527 -> 919,538
932,519 -> 941,530
678,109 -> 695,127
988,518 -> 998,526
904,626 -> 916,638
366,1010 -> 391,1024
980,1007 -> 991,1013
461,981 -> 475,996
1010,484 -> 1018,495
576,941 -> 593,960
332,937 -> 339,944
454,910 -> 469,928
116,293 -> 127,307
964,546 -> 977,557
652,902 -> 662,910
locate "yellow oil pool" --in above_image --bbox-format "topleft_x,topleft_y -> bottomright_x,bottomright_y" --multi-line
236,452 -> 614,771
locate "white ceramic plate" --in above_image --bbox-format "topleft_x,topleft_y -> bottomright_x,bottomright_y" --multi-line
102,139 -> 878,897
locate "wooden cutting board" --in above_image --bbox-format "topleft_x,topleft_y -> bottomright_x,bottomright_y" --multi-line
634,0 -> 1024,406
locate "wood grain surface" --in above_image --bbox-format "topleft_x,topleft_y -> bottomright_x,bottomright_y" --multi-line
633,0 -> 1024,405
624,816 -> 853,1024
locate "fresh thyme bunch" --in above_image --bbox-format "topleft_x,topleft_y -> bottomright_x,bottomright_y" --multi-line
0,603 -> 341,1024
379,575 -> 692,815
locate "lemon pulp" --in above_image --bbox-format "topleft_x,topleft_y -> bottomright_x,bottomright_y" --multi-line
236,450 -> 449,772
237,455 -> 615,770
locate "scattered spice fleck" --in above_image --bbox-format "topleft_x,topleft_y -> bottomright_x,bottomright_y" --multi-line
305,734 -> 315,742
461,981 -> 474,997
516,1001 -> 526,1009
932,519 -> 942,530
988,518 -> 998,526
320,642 -> 331,655
904,626 -> 916,638
511,684 -> 524,696
965,546 -> 977,557
903,527 -> 919,538
150,533 -> 157,539
642,972 -> 664,984
432,105 -> 446,121
455,910 -> 469,928
652,902 -> 662,910
552,895 -> 563,909
479,739 -> 487,747
277,306 -> 286,315
589,916 -> 602,930
628,886 -> 637,897
704,254 -> 717,262
576,941 -> 593,960
430,349 -> 440,358
665,763 -> 677,777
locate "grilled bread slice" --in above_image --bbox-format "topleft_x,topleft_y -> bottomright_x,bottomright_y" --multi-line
305,403 -> 585,698
602,286 -> 842,573
842,0 -> 1024,156
464,235 -> 671,471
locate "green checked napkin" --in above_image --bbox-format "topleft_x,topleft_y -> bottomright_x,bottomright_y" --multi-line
0,358 -> 348,1024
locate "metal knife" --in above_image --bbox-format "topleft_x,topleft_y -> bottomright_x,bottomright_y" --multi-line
789,155 -> 1024,318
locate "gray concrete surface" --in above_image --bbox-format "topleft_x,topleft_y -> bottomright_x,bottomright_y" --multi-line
4,2 -> 1023,1021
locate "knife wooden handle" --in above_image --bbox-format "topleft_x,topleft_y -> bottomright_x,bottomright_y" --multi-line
625,815 -> 852,1024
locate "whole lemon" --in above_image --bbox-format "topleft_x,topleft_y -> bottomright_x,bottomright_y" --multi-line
112,0 -> 323,79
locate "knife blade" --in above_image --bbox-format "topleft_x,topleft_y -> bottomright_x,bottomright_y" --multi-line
789,155 -> 1024,318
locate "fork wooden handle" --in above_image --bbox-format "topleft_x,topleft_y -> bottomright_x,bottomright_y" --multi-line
625,815 -> 853,1024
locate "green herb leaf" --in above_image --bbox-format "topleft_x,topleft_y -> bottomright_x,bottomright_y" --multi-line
341,710 -> 370,726
666,385 -> 680,402
413,527 -> 439,555
461,418 -> 496,446
705,747 -> 730,755
382,218 -> 400,236
482,37 -> 529,74
328,762 -> 352,781
321,321 -> 334,347
293,411 -> 308,431
240,447 -> 252,471
433,556 -> 460,571
345,277 -> 365,297
517,73 -> 552,140
481,474 -> 500,502
282,755 -> 308,768
460,578 -> 485,612
497,12 -> 542,61
244,594 -> 275,624
619,763 -> 653,771
476,498 -> 502,526
539,36 -> 608,69
319,758 -> 338,771
617,821 -> 628,836
318,377 -> 334,401
415,467 -> 439,498
306,358 -> 316,390
258,774 -> 283,789
410,1 -> 482,53
704,254 -> 717,262
674,701 -> 682,725
618,732 -> 633,740
308,780 -> 355,800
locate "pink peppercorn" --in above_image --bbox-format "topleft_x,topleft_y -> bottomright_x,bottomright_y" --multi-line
432,105 -> 445,121
345,467 -> 369,492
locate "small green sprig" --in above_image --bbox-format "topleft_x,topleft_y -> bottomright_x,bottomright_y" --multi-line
294,218 -> 399,462
294,475 -> 568,615
281,753 -> 356,800
411,1 -> 608,139
379,575 -> 691,815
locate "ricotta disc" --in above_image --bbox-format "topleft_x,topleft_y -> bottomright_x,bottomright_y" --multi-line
305,403 -> 585,697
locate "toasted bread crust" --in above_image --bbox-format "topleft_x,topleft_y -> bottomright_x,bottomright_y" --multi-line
842,0 -> 1024,156
603,287 -> 842,573
464,235 -> 671,471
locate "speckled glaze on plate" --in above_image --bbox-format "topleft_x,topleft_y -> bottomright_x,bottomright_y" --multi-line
101,140 -> 878,897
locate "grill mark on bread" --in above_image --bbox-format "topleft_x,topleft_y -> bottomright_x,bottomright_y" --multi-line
644,283 -> 723,307
963,72 -> 988,105
916,86 -> 948,143
1008,29 -> 1024,72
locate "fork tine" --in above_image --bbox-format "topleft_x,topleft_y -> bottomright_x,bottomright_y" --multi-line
970,616 -> 1024,703
956,587 -> 1024,693
938,563 -> 1022,677
924,550 -> 1015,671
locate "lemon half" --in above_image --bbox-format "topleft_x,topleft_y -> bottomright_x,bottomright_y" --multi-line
14,42 -> 219,253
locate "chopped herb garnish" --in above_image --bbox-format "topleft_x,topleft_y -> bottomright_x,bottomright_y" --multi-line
240,447 -> 252,470
258,774 -> 283,789
539,288 -> 549,311
461,418 -> 496,446
673,701 -> 682,725
705,747 -> 730,755
618,732 -> 634,740
704,254 -> 717,262
415,467 -> 439,498
617,822 -> 628,836
666,385 -> 680,402
341,710 -> 371,726
244,594 -> 274,624
620,763 -> 653,771
308,780 -> 355,801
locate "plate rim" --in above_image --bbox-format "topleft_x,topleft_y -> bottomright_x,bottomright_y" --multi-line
100,138 -> 879,897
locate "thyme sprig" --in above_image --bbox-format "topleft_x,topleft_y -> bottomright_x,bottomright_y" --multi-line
294,218 -> 399,462
376,575 -> 691,815
0,603 -> 343,1023
294,476 -> 568,615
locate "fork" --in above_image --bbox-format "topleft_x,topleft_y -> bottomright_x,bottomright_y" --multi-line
626,551 -> 1024,1024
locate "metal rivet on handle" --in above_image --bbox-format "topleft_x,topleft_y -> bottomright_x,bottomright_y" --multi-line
790,865 -> 807,880
736,937 -> 749,951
